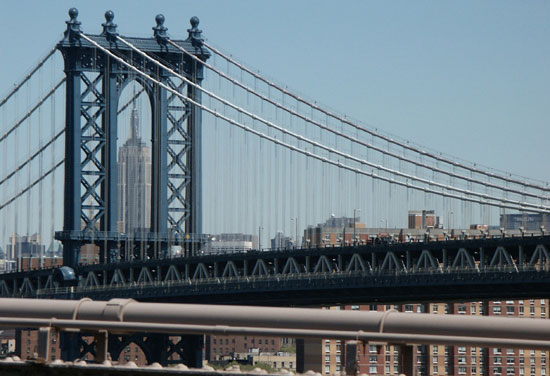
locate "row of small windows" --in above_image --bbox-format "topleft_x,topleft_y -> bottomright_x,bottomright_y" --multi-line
212,338 -> 275,345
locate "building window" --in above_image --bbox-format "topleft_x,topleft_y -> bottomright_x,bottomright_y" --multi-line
494,306 -> 502,314
325,365 -> 330,374
325,344 -> 330,353
433,345 -> 438,354
433,365 -> 438,374
369,366 -> 377,374
494,348 -> 503,355
507,306 -> 515,315
325,355 -> 330,363
351,305 -> 360,310
507,367 -> 516,375
433,305 -> 438,312
336,355 -> 341,364
507,357 -> 515,365
433,356 -> 438,364
458,357 -> 466,364
405,305 -> 413,312
472,304 -> 477,314
458,366 -> 467,374
369,304 -> 378,311
495,357 -> 502,364
370,355 -> 377,363
458,347 -> 467,354
369,345 -> 377,353
458,305 -> 467,314
507,349 -> 515,355
520,306 -> 525,315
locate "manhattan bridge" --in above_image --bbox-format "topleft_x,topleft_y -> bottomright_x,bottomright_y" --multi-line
0,8 -> 550,364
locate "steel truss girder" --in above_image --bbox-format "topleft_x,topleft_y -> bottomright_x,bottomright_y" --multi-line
8,237 -> 550,304
166,78 -> 192,237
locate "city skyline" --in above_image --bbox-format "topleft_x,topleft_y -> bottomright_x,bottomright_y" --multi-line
0,2 -> 548,251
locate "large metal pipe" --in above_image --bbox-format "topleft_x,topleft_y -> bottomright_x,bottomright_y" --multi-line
0,298 -> 549,344
0,317 -> 549,350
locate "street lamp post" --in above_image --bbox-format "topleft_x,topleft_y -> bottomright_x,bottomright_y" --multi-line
258,226 -> 263,251
353,209 -> 361,246
290,218 -> 298,249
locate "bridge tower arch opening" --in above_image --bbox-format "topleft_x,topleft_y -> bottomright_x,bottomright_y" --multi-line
54,8 -> 210,268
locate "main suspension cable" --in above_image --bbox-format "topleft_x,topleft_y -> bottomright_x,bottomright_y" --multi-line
0,160 -> 64,211
79,32 -> 549,214
169,39 -> 548,202
114,35 -> 548,211
0,129 -> 64,187
204,41 -> 550,192
0,78 -> 66,144
0,45 -> 58,109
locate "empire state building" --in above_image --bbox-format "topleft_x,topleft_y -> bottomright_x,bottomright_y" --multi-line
117,104 -> 152,234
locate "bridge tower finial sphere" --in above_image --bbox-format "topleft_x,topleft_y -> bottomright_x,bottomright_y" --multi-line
68,7 -> 78,20
155,14 -> 165,27
105,10 -> 115,22
190,16 -> 199,28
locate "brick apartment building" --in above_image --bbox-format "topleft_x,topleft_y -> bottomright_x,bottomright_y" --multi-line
319,301 -> 549,376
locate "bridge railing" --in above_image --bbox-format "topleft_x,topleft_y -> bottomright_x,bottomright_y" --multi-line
34,264 -> 545,298
2,297 -> 550,374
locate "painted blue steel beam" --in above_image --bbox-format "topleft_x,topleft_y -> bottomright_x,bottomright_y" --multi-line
55,9 -> 209,267
2,236 -> 550,306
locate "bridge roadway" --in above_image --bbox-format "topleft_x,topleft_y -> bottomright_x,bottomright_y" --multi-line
1,235 -> 550,305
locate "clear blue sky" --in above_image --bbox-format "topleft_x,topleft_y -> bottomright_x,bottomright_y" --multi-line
0,0 -> 548,182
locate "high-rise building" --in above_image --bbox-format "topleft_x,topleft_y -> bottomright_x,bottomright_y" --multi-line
5,233 -> 44,261
500,213 -> 549,232
117,105 -> 152,234
408,210 -> 440,229
271,231 -> 293,250
205,233 -> 257,254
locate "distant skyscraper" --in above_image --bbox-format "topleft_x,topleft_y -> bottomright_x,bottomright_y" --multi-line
117,104 -> 152,234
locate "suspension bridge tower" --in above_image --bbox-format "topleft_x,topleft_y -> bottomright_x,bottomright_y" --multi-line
55,9 -> 209,268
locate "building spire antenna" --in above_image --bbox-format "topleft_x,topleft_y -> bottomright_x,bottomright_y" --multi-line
130,87 -> 140,140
